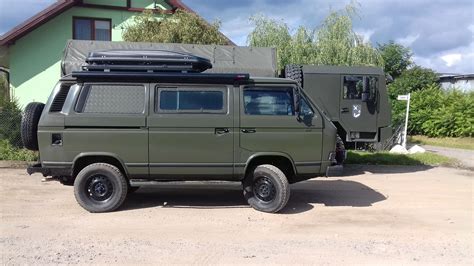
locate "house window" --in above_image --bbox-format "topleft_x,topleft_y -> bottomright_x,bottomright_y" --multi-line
73,17 -> 111,41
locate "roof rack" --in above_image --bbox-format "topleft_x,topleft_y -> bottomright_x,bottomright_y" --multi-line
82,50 -> 213,73
71,72 -> 250,84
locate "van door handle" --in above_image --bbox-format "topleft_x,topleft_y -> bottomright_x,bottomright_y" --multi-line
341,108 -> 349,113
241,128 -> 256,133
215,128 -> 229,134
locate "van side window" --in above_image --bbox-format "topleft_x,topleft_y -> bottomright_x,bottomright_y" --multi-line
244,88 -> 294,116
343,76 -> 364,99
156,87 -> 226,113
76,85 -> 145,114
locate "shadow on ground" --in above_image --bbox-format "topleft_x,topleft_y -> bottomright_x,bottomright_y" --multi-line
121,179 -> 386,214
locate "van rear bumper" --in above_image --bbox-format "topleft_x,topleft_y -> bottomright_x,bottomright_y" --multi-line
27,163 -> 71,177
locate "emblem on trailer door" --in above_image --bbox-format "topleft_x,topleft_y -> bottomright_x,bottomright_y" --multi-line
352,104 -> 361,118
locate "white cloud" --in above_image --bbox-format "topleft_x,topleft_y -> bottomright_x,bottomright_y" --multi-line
396,34 -> 420,47
441,54 -> 462,67
355,28 -> 374,43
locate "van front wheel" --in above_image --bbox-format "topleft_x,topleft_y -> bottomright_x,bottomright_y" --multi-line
243,165 -> 290,213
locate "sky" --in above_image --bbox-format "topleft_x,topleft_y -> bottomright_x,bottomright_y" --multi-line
0,0 -> 473,74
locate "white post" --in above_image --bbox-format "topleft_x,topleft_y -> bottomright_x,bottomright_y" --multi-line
402,93 -> 411,149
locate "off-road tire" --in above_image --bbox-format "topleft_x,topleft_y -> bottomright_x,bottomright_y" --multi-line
284,64 -> 303,88
74,163 -> 128,213
21,102 -> 45,151
335,134 -> 346,165
243,164 -> 290,213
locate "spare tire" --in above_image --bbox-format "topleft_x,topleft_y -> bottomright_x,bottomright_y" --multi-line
21,102 -> 45,151
284,64 -> 303,88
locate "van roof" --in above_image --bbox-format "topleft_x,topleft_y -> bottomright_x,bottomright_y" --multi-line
61,72 -> 297,85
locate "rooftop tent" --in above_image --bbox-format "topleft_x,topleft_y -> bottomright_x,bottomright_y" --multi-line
61,40 -> 277,77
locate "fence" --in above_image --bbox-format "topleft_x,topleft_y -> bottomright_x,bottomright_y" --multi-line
0,100 -> 23,149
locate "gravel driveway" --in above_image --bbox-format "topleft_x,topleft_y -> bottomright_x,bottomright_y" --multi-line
1,165 -> 472,265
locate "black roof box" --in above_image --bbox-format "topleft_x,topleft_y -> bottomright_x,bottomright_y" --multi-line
83,50 -> 213,73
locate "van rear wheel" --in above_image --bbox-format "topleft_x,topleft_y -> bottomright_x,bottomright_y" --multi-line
74,163 -> 128,213
243,164 -> 290,213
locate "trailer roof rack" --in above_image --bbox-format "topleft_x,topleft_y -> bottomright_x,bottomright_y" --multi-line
82,50 -> 213,73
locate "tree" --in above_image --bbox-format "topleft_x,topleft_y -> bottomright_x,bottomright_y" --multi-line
387,65 -> 439,98
388,66 -> 440,126
314,4 -> 383,67
377,41 -> 413,79
0,74 -> 7,105
122,9 -> 229,45
247,3 -> 383,69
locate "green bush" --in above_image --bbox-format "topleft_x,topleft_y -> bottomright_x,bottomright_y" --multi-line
418,89 -> 474,137
397,86 -> 473,137
0,97 -> 22,148
0,139 -> 37,161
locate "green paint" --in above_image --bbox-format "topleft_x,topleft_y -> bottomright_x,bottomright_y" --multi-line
8,4 -> 169,108
83,0 -> 127,6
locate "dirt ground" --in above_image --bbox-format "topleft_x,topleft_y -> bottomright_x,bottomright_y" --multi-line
1,165 -> 472,265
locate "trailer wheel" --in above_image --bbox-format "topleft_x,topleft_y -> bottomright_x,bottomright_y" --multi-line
284,64 -> 303,88
21,102 -> 45,151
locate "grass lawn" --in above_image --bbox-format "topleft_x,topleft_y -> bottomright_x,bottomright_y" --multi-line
346,150 -> 457,167
409,135 -> 474,150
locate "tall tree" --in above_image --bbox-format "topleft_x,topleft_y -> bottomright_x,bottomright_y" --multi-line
247,15 -> 294,69
388,65 -> 439,98
122,10 -> 229,45
377,41 -> 413,79
248,3 -> 383,69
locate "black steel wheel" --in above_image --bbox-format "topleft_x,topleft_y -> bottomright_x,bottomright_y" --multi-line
253,176 -> 277,202
74,163 -> 128,213
243,164 -> 290,213
86,175 -> 114,202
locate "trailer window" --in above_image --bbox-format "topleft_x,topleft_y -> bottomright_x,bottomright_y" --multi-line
343,76 -> 364,99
